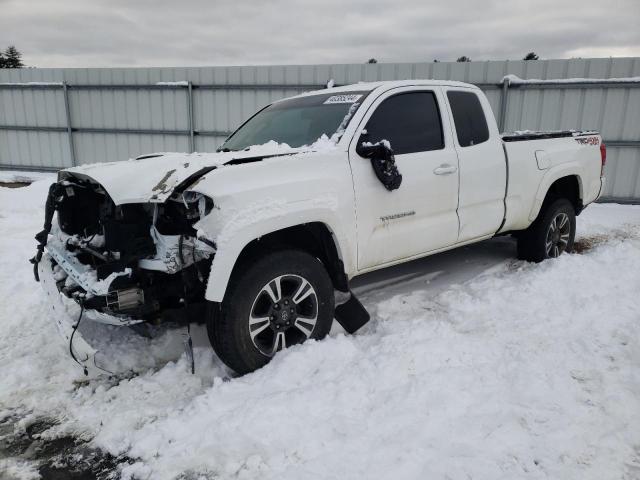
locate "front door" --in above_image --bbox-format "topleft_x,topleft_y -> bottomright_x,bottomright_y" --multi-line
348,87 -> 460,271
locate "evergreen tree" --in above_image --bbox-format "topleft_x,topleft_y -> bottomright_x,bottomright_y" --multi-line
456,56 -> 471,62
366,58 -> 378,64
0,51 -> 5,68
3,46 -> 25,68
523,52 -> 539,61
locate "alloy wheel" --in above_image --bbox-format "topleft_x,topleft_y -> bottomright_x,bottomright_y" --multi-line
248,274 -> 318,356
545,212 -> 571,258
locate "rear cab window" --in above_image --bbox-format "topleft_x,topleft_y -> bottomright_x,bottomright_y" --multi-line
362,91 -> 444,155
447,90 -> 489,147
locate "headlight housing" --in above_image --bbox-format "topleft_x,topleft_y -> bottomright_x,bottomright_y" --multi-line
182,191 -> 214,218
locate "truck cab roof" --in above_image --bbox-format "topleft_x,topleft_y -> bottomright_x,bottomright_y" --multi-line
289,79 -> 480,101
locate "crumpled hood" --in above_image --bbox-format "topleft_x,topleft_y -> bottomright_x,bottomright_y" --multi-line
61,147 -> 300,205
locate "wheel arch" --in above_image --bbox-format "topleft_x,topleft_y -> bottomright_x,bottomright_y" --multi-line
230,222 -> 348,290
205,221 -> 349,303
529,172 -> 584,222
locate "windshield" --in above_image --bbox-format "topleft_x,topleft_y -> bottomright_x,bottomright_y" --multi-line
220,91 -> 370,151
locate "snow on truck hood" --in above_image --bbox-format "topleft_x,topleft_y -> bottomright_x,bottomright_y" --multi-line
61,143 -> 306,205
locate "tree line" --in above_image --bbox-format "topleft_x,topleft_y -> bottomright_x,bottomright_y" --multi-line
0,46 -> 25,68
367,52 -> 540,63
0,46 -> 543,69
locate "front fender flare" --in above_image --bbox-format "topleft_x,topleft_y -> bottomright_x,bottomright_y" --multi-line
197,198 -> 352,302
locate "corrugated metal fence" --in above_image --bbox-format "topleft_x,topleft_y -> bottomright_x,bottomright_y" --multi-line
1,58 -> 639,201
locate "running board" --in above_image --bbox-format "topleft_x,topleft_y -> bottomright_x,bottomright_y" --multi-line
334,291 -> 370,334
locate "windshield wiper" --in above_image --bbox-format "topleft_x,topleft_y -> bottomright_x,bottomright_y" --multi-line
216,147 -> 234,152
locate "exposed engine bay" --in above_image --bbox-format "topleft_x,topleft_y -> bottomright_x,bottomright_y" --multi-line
35,173 -> 216,326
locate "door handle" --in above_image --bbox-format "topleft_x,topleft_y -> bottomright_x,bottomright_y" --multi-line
433,164 -> 457,175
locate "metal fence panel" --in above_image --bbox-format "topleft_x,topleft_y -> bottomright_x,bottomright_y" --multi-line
0,129 -> 69,169
1,58 -> 639,200
73,132 -> 191,166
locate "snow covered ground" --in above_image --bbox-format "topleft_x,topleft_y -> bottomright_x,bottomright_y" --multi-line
1,176 -> 639,479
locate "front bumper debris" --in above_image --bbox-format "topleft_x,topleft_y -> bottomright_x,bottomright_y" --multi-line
46,235 -> 130,297
38,254 -> 114,375
43,232 -> 144,326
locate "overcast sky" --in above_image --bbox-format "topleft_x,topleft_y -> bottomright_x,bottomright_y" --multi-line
2,0 -> 639,68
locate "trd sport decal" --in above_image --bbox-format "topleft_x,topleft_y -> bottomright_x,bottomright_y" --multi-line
575,136 -> 599,145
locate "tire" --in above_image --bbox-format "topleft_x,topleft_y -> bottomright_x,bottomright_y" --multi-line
517,198 -> 576,262
208,249 -> 335,375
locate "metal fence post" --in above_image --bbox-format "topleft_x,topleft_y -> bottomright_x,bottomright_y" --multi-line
62,82 -> 77,166
187,81 -> 195,153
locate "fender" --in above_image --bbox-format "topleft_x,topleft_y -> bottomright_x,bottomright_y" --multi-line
528,162 -> 585,222
198,201 -> 352,302
186,151 -> 357,302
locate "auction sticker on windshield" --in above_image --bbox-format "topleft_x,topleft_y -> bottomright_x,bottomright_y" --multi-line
324,94 -> 363,104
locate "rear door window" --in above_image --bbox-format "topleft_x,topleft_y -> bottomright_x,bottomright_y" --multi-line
363,91 -> 444,155
447,91 -> 490,147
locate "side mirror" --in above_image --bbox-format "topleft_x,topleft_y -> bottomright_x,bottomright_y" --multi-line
355,139 -> 402,191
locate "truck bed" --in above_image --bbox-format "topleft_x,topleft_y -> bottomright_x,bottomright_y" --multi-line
502,130 -> 599,142
500,130 -> 604,233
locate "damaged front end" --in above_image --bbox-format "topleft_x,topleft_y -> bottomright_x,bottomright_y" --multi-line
31,173 -> 216,372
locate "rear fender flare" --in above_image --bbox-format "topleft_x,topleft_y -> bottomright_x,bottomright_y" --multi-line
528,165 -> 584,222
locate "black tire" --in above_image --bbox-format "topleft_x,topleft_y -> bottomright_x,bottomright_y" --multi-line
208,249 -> 335,375
517,198 -> 576,262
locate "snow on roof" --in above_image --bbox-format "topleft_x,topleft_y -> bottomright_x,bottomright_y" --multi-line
0,81 -> 63,86
155,81 -> 189,86
503,74 -> 640,85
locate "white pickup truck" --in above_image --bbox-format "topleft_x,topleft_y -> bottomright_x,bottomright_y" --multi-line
33,80 -> 606,375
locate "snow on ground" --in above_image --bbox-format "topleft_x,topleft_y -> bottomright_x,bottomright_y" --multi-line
0,177 -> 639,479
0,171 -> 55,184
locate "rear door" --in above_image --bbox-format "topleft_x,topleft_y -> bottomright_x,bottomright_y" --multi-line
348,86 -> 460,270
444,88 -> 506,241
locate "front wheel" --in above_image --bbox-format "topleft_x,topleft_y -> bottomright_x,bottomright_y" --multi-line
208,250 -> 335,375
517,198 -> 576,262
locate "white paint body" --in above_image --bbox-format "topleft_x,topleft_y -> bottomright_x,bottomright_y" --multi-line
64,80 -> 605,303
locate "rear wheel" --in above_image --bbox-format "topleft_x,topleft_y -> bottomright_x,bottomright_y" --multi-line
208,250 -> 334,374
517,198 -> 576,262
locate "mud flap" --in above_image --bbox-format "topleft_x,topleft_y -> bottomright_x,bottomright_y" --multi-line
334,291 -> 370,334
